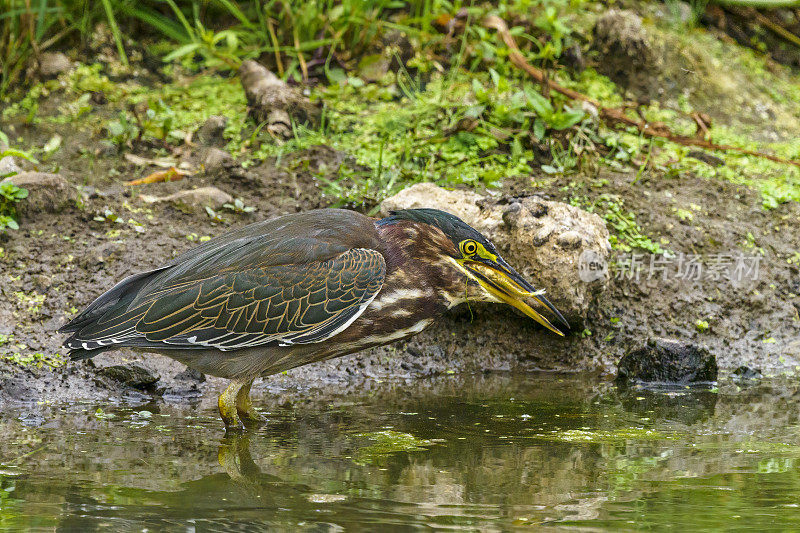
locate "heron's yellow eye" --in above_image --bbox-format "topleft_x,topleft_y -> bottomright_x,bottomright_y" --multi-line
461,240 -> 478,256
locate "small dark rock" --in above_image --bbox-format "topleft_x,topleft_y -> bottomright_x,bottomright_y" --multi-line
616,338 -> 718,385
161,384 -> 203,400
562,43 -> 585,71
100,364 -> 159,389
556,230 -> 583,249
195,115 -> 228,145
527,200 -> 548,218
175,367 -> 206,383
732,365 -> 763,381
90,91 -> 107,105
502,202 -> 523,228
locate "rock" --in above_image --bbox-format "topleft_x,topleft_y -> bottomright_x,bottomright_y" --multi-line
732,365 -> 762,382
383,182 -> 482,223
616,338 -> 718,385
139,186 -> 233,211
592,9 -> 660,101
195,115 -> 228,145
100,363 -> 159,389
0,156 -> 22,177
203,147 -> 235,171
0,377 -> 36,403
32,274 -> 52,291
381,183 -> 611,325
556,230 -> 583,249
239,60 -> 322,138
1,172 -> 74,217
38,52 -> 72,78
175,367 -> 206,383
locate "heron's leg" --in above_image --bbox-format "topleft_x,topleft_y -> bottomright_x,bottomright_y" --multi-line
219,380 -> 245,430
235,379 -> 263,427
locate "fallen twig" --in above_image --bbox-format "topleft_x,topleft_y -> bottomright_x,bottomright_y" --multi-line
124,167 -> 187,186
124,153 -> 179,168
483,15 -> 800,169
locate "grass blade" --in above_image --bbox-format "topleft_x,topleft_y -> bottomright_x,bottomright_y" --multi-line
100,0 -> 128,66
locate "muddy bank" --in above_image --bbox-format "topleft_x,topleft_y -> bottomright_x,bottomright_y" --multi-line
0,130 -> 797,407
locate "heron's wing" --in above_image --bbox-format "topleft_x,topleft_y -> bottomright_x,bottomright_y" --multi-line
64,248 -> 385,352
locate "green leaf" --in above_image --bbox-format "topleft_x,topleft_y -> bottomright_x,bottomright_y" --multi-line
533,118 -> 546,140
524,86 -> 553,117
548,108 -> 584,130
163,42 -> 202,62
541,164 -> 560,174
0,149 -> 39,164
326,67 -> 346,85
43,134 -> 62,155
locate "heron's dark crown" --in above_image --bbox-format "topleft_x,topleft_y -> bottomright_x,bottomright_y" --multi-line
379,208 -> 497,256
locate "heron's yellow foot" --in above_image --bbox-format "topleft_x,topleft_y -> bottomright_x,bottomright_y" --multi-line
235,379 -> 263,427
219,381 -> 243,430
218,380 -> 263,430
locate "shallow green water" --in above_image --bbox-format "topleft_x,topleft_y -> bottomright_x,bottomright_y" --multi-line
1,374 -> 799,531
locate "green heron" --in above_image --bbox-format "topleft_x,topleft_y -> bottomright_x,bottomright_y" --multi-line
61,208 -> 568,429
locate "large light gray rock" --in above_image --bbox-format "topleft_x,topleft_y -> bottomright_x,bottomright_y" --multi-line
381,183 -> 611,324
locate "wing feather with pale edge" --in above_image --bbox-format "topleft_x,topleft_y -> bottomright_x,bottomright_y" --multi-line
64,248 -> 385,352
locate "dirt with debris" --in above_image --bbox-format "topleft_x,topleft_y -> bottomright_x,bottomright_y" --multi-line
1,122 -> 797,408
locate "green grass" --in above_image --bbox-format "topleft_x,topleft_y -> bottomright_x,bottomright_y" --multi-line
0,0 -> 465,95
0,182 -> 28,233
243,72 -> 578,209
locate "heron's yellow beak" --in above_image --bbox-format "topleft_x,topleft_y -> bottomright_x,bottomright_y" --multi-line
463,259 -> 568,336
